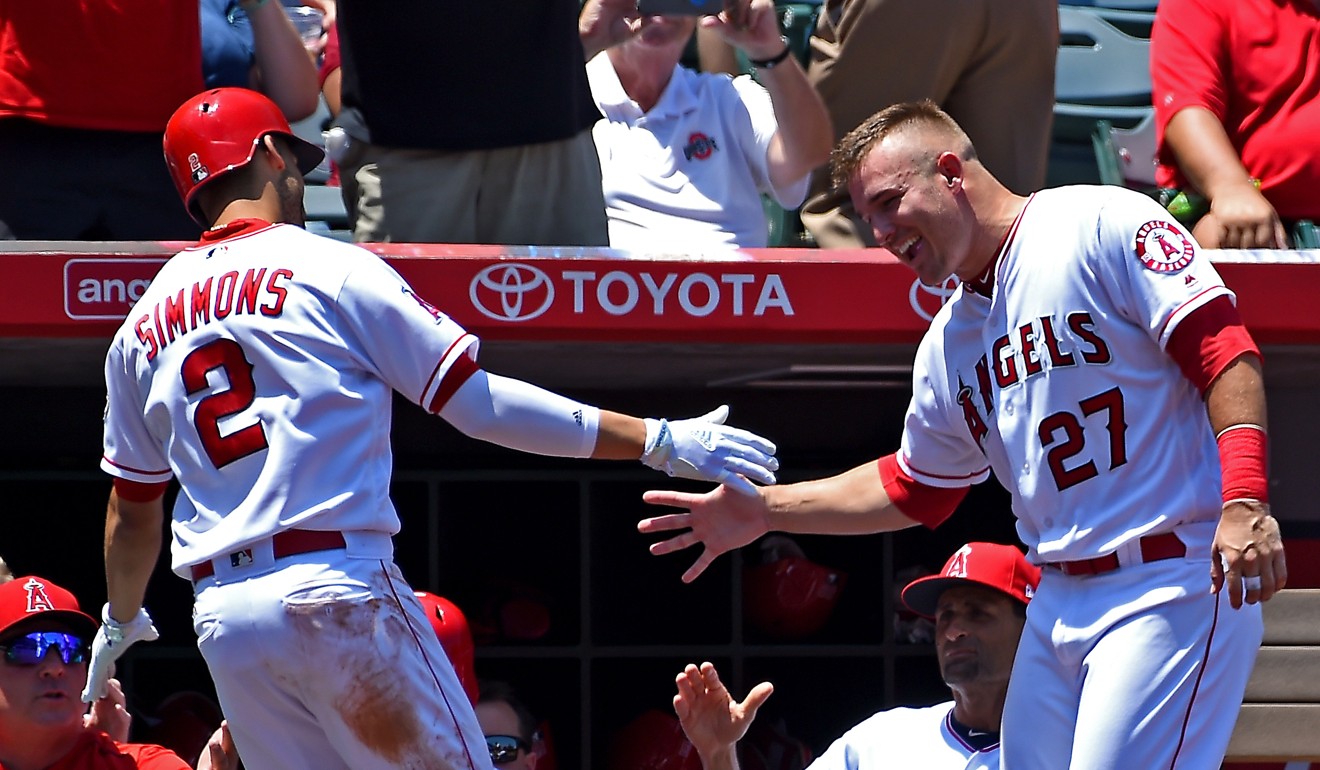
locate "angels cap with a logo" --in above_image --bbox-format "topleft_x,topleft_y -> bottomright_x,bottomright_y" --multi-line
900,542 -> 1041,619
0,576 -> 99,639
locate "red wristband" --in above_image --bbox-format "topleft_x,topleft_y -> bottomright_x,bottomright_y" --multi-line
1216,424 -> 1268,503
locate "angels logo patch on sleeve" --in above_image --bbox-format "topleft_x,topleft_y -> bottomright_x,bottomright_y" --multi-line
1133,220 -> 1195,273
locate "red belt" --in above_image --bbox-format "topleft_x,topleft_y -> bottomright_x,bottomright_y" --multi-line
191,530 -> 347,582
1046,532 -> 1186,576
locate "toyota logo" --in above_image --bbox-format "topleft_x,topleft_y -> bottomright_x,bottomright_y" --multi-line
909,276 -> 961,322
470,263 -> 555,322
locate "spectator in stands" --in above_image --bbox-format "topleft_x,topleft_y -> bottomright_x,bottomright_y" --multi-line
200,0 -> 329,122
0,1 -> 203,240
1150,0 -> 1320,249
0,575 -> 192,770
586,0 -> 833,250
797,0 -> 1058,248
476,680 -> 542,770
672,542 -> 1040,770
329,0 -> 746,245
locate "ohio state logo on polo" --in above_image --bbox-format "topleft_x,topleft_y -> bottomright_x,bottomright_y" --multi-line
1134,220 -> 1194,273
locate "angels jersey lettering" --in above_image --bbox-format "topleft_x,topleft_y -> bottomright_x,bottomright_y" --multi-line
898,187 -> 1230,563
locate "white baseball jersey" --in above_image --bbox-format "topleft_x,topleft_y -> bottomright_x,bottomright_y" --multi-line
587,54 -> 810,250
101,220 -> 479,575
893,186 -> 1264,770
899,185 -> 1230,563
807,702 -> 999,770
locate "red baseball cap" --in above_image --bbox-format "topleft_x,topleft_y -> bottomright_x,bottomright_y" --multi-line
900,543 -> 1040,619
0,576 -> 99,640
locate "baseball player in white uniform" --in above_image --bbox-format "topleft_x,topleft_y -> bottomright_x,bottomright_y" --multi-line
672,542 -> 1041,770
641,100 -> 1287,769
82,87 -> 780,770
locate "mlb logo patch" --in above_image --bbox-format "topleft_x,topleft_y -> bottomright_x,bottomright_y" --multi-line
230,549 -> 254,568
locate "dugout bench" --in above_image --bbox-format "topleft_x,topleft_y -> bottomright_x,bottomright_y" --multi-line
1225,589 -> 1320,765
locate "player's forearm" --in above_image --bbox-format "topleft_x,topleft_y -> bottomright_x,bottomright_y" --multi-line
759,61 -> 834,190
764,461 -> 918,535
1204,355 -> 1267,435
1164,107 -> 1257,202
594,410 -> 649,459
246,0 -> 320,121
104,490 -> 165,623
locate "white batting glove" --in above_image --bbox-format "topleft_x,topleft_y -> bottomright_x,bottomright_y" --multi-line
80,605 -> 159,703
640,405 -> 778,496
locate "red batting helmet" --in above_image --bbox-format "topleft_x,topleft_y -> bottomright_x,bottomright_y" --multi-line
162,87 -> 324,225
414,591 -> 479,705
743,536 -> 847,640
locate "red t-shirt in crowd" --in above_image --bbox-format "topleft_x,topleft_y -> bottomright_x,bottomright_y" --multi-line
0,0 -> 203,132
1,730 -> 192,770
1150,0 -> 1320,220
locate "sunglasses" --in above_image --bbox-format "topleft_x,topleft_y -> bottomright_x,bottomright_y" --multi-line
0,632 -> 92,666
486,734 -> 531,765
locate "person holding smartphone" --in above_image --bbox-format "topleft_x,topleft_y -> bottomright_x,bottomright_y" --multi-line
582,0 -> 833,250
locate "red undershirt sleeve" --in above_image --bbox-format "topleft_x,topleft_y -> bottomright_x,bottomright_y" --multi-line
1165,296 -> 1261,395
113,477 -> 168,503
876,454 -> 968,529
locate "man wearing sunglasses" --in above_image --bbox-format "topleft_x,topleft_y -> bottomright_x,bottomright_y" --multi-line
475,680 -> 542,770
0,575 -> 192,770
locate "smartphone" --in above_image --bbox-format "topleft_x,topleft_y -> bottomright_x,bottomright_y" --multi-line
636,0 -> 725,16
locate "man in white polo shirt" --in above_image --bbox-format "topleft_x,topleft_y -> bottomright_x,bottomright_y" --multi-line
584,0 -> 833,250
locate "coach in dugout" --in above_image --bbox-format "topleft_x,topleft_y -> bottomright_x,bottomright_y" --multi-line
672,541 -> 1040,770
0,575 -> 210,770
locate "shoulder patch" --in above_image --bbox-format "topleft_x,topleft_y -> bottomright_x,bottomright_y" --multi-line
1134,220 -> 1195,273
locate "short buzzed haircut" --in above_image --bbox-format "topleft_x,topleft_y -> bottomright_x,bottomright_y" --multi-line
477,679 -> 539,743
829,100 -> 977,190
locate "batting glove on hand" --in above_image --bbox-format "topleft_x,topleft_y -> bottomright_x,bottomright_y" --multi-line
640,405 -> 778,496
80,605 -> 159,703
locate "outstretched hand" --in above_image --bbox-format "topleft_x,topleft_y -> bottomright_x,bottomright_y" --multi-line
83,677 -> 131,742
640,482 -> 771,583
1211,499 -> 1287,608
641,405 -> 778,497
674,662 -> 773,766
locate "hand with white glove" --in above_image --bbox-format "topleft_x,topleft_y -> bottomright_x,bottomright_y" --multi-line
80,605 -> 159,703
640,405 -> 778,496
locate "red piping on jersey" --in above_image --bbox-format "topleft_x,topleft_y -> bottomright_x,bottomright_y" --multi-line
965,194 -> 1034,297
101,455 -> 171,477
189,218 -> 278,247
1167,597 -> 1220,769
378,560 -> 483,770
425,336 -> 478,413
902,456 -> 989,482
1156,286 -> 1230,342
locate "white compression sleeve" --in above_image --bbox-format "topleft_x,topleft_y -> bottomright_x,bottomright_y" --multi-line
438,369 -> 601,458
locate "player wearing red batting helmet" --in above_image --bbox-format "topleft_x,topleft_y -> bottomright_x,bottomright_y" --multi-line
162,87 -> 323,226
97,84 -> 778,770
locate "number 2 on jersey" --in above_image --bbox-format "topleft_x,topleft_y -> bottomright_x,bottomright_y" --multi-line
182,338 -> 268,468
1038,387 -> 1128,491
